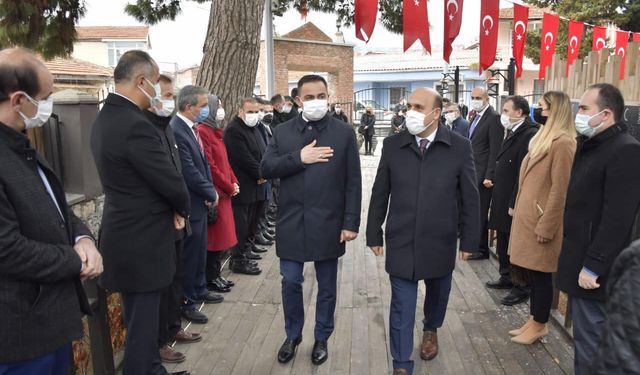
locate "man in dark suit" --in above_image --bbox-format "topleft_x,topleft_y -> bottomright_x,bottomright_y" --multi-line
367,88 -> 479,374
0,47 -> 102,375
262,75 -> 362,366
443,101 -> 470,137
144,75 -> 202,364
171,85 -> 223,325
486,96 -> 539,306
224,98 -> 267,275
458,99 -> 469,120
91,50 -> 190,375
466,86 -> 504,260
557,84 -> 640,374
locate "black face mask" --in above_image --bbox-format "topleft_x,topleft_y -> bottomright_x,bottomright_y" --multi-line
262,113 -> 273,125
533,107 -> 547,125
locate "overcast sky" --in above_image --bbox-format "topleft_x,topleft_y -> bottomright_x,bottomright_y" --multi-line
77,0 -> 519,71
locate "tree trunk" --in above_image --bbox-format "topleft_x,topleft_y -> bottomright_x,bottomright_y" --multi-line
196,0 -> 266,121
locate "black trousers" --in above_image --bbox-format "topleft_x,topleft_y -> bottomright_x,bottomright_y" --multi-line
496,231 -> 511,278
248,200 -> 266,244
364,135 -> 373,154
121,291 -> 167,375
231,201 -> 265,260
158,240 -> 184,347
206,250 -> 223,281
528,269 -> 553,324
478,183 -> 493,255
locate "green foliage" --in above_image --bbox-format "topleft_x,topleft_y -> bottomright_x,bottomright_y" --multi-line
124,0 -> 208,25
0,0 -> 86,59
522,0 -> 634,63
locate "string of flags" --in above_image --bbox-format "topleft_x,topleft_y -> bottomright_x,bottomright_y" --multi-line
353,0 -> 640,80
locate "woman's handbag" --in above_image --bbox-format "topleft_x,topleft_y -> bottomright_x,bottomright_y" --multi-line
207,206 -> 219,224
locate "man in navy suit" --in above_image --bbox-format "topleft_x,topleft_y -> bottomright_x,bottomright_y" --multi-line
443,101 -> 470,138
367,88 -> 480,375
171,85 -> 222,324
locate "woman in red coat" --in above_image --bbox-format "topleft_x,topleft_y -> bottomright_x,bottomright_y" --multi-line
198,94 -> 239,293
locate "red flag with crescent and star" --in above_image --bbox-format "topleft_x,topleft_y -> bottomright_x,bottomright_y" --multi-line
539,12 -> 559,79
355,0 -> 378,43
566,20 -> 584,77
403,0 -> 431,52
512,3 -> 528,79
616,31 -> 629,80
479,0 -> 499,73
443,0 -> 463,63
633,32 -> 640,55
592,26 -> 607,52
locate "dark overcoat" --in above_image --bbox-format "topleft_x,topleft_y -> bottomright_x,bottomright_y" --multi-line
261,114 -> 362,262
366,125 -> 481,281
488,118 -> 539,233
91,94 -> 190,293
469,106 -> 503,184
557,123 -> 640,301
0,122 -> 92,362
223,116 -> 266,205
451,117 -> 470,138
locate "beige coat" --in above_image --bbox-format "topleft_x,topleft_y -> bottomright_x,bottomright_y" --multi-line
509,134 -> 576,273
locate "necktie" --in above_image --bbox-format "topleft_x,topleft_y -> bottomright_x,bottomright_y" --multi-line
419,138 -> 430,155
469,113 -> 481,137
193,126 -> 205,155
505,129 -> 513,140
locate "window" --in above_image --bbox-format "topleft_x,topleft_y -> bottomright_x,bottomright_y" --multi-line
107,41 -> 147,67
389,87 -> 406,106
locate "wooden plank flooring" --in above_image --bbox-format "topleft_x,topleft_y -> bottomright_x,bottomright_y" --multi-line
166,154 -> 574,375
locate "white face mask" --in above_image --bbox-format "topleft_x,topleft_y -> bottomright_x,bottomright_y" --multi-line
406,109 -> 437,135
575,110 -> 605,138
243,113 -> 260,127
302,99 -> 328,121
258,110 -> 265,121
283,105 -> 292,114
155,99 -> 175,117
138,77 -> 161,108
444,112 -> 457,124
500,113 -> 523,130
470,99 -> 485,112
335,107 -> 341,114
19,92 -> 53,129
216,108 -> 225,121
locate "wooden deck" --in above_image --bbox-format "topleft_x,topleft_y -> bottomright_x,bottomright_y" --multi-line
166,155 -> 574,375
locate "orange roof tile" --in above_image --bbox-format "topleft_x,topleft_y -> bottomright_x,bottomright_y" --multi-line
76,26 -> 149,41
43,57 -> 113,78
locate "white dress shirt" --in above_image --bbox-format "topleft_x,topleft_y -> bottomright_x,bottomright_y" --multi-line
415,127 -> 438,150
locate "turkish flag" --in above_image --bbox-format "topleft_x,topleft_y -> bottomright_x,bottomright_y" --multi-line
633,32 -> 640,55
443,0 -> 464,63
355,0 -> 378,43
592,26 -> 607,51
616,31 -> 629,80
512,4 -> 528,78
479,0 -> 499,73
566,21 -> 584,76
539,12 -> 559,79
403,0 -> 431,52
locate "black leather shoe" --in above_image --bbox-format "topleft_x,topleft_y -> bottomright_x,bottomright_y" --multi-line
207,279 -> 231,293
198,292 -> 224,304
467,252 -> 490,260
500,291 -> 529,306
255,234 -> 274,246
252,246 -> 268,254
246,251 -> 262,260
230,261 -> 262,275
217,276 -> 235,287
171,371 -> 190,375
181,309 -> 208,324
262,231 -> 275,241
277,336 -> 302,363
311,340 -> 328,365
486,277 -> 513,290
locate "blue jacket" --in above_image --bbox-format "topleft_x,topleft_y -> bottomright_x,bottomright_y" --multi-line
451,117 -> 470,138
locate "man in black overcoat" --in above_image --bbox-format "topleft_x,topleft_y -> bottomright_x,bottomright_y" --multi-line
91,50 -> 190,375
466,87 -> 504,260
487,96 -> 539,306
366,88 -> 480,374
556,84 -> 640,374
261,75 -> 362,366
0,48 -> 102,375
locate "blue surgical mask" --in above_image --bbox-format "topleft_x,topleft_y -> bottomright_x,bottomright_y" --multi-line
195,106 -> 210,123
575,110 -> 605,138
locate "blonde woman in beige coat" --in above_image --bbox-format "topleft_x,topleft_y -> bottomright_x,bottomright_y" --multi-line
508,91 -> 577,345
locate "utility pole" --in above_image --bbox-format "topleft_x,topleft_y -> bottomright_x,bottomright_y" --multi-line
264,0 -> 275,98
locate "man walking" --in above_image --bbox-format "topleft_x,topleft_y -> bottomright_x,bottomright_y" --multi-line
557,83 -> 640,374
367,88 -> 479,375
91,50 -> 190,375
262,75 -> 362,365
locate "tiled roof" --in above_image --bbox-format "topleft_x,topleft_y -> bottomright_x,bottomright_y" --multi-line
76,26 -> 149,41
499,5 -> 550,20
43,57 -> 113,78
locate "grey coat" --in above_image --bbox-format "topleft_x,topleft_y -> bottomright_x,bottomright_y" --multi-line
261,114 -> 362,262
0,122 -> 92,362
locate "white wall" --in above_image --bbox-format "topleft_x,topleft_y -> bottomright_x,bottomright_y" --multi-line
72,41 -> 108,67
